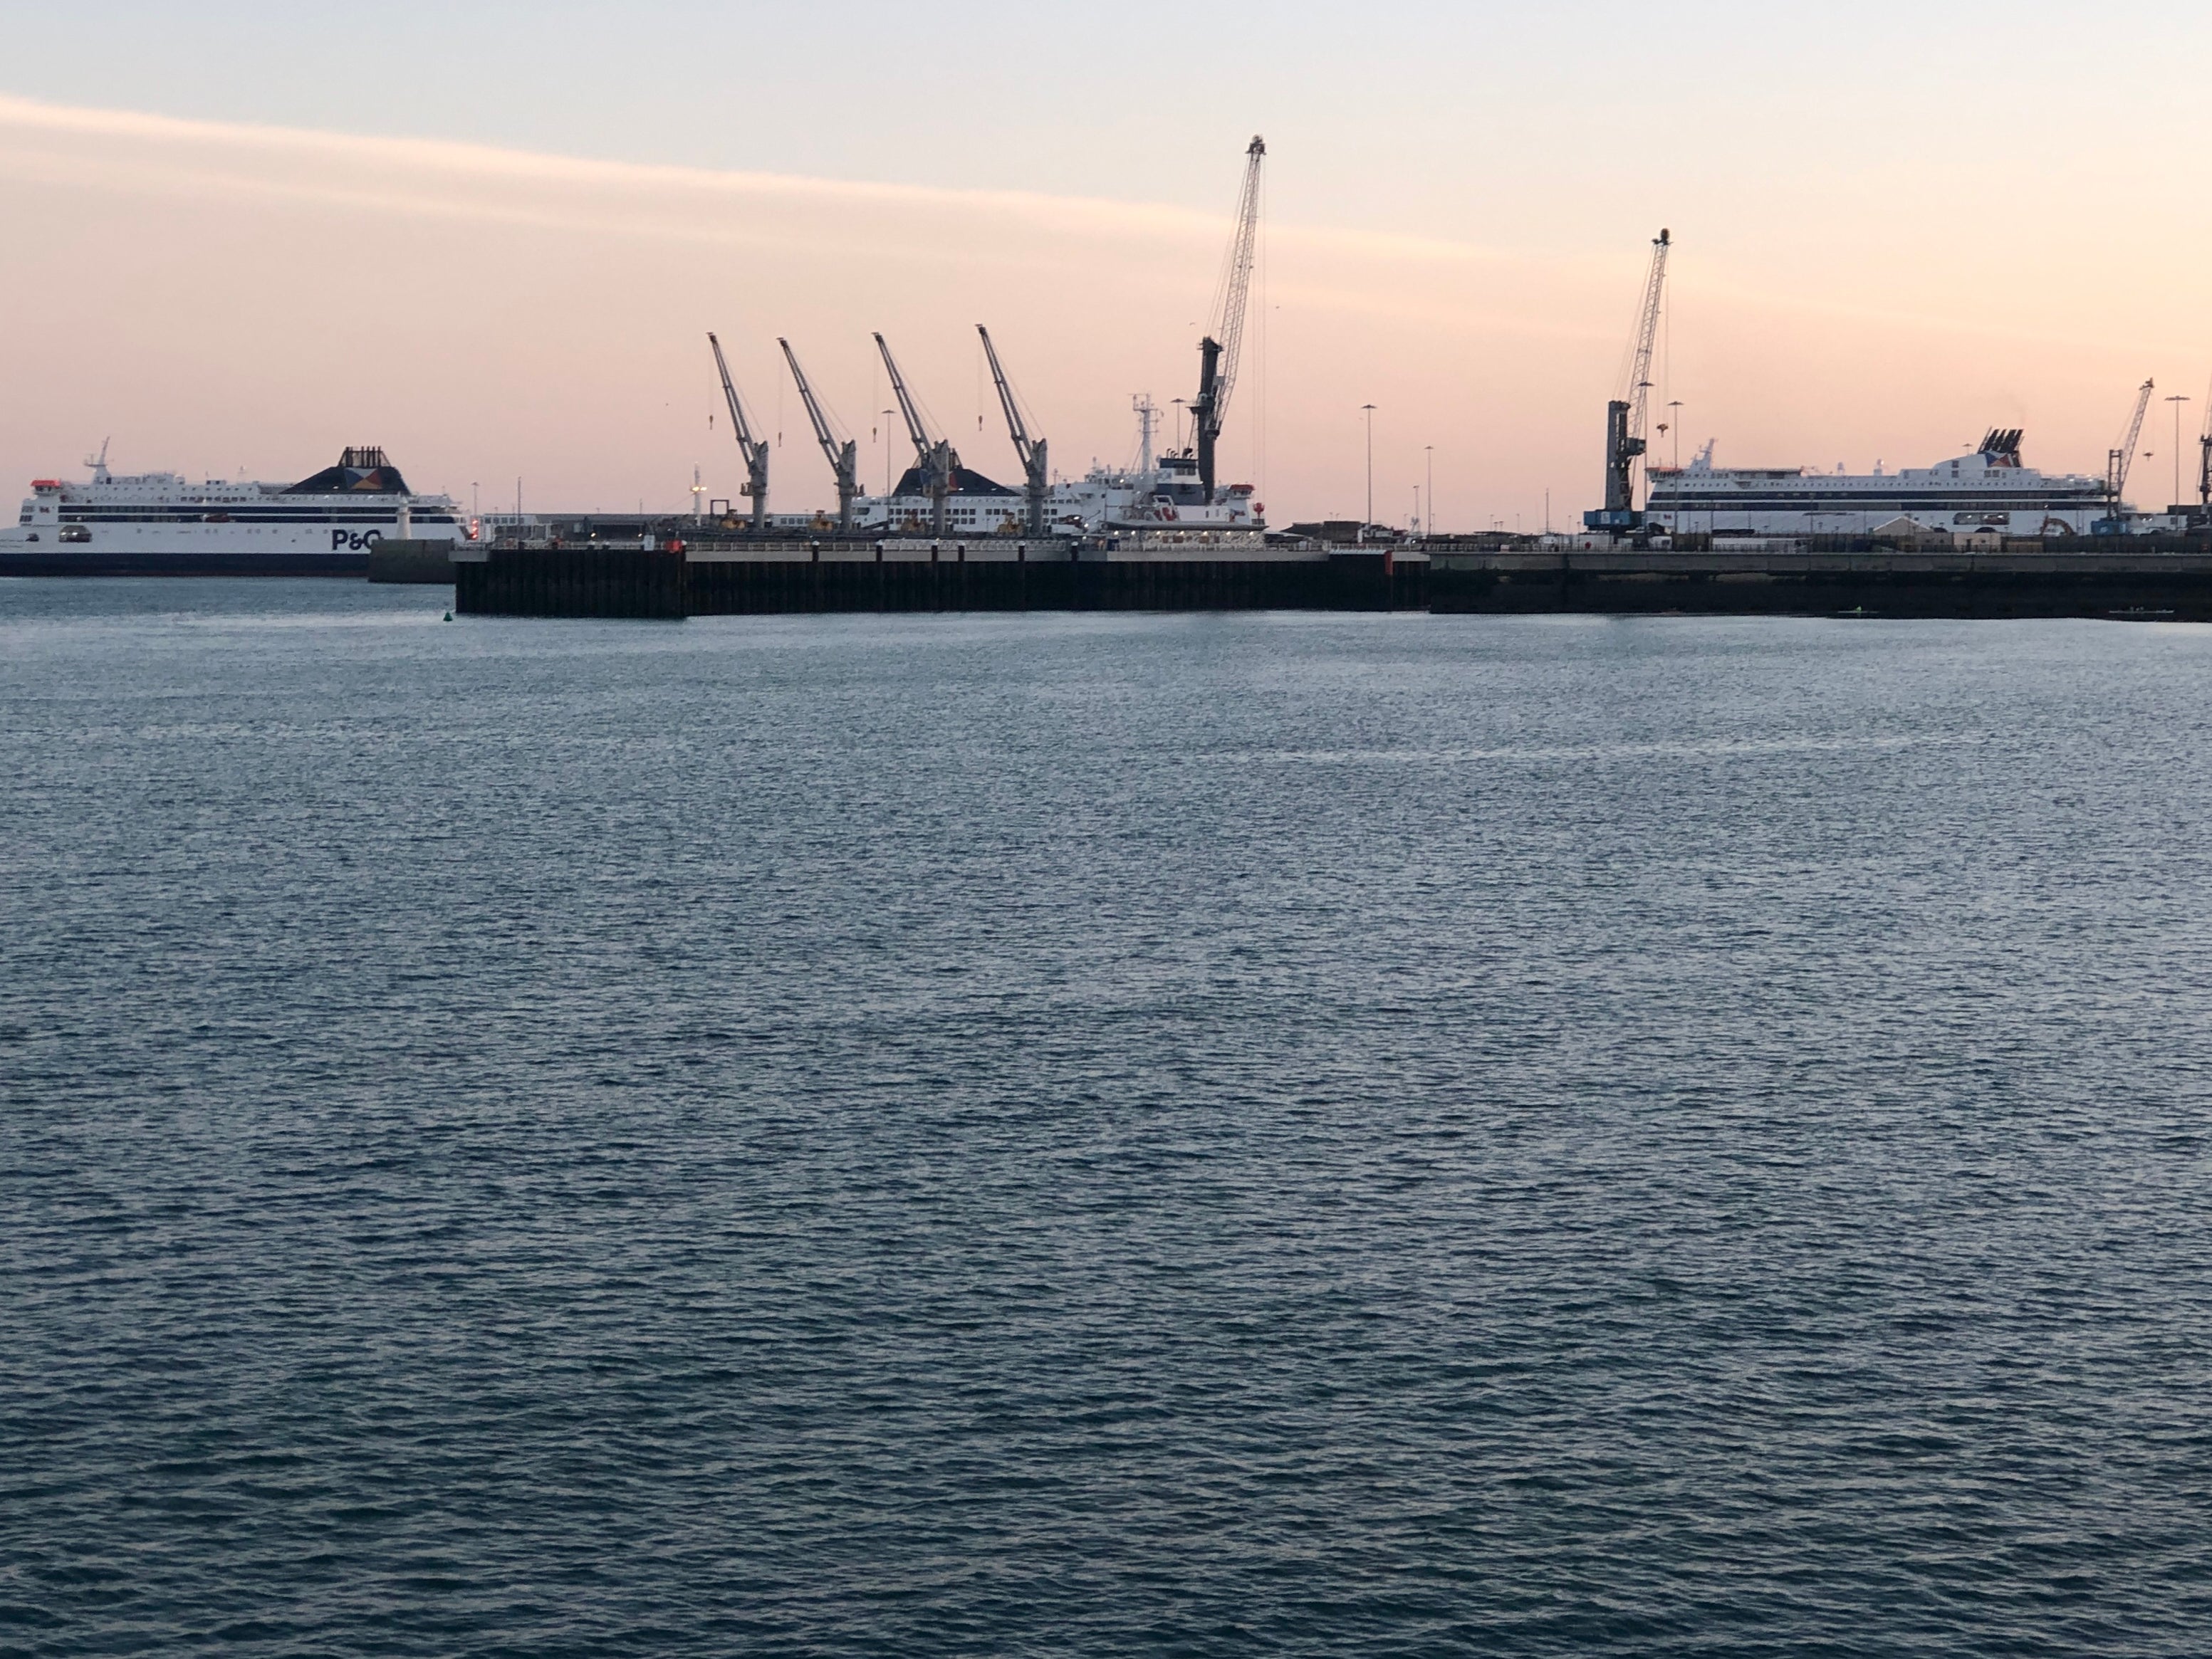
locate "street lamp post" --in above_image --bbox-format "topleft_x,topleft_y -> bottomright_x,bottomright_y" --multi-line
1424,444 -> 1434,540
2168,395 -> 2192,511
1360,404 -> 1376,545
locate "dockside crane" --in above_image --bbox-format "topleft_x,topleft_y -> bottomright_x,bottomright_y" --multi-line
2197,371 -> 2212,514
777,339 -> 860,533
978,325 -> 1048,535
875,333 -> 957,534
706,333 -> 770,531
1188,135 -> 1266,505
2102,376 -> 2155,532
1586,229 -> 1670,533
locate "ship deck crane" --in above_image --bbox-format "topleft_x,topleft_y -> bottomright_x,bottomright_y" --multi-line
875,333 -> 957,534
1189,135 -> 1265,504
777,339 -> 859,533
978,325 -> 1048,535
2102,377 -> 2155,532
707,333 -> 769,531
1585,229 -> 1670,533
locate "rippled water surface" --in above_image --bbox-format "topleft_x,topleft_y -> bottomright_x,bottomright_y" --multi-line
5,580 -> 2211,1656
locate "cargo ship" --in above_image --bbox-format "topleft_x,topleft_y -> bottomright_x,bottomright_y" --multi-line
0,445 -> 466,574
1644,430 -> 2118,538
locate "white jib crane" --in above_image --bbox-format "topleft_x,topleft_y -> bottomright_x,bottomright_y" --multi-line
2196,370 -> 2212,512
1189,135 -> 1265,504
978,325 -> 1048,535
707,333 -> 770,531
2107,377 -> 2155,525
1597,229 -> 1669,525
875,333 -> 958,535
776,339 -> 859,533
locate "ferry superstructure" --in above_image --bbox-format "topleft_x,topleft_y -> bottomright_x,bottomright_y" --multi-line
1645,431 -> 2119,538
1,446 -> 466,572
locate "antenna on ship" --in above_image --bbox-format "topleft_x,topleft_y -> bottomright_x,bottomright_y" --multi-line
85,438 -> 110,483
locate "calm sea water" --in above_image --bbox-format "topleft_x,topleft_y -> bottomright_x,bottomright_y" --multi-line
4,580 -> 2211,1656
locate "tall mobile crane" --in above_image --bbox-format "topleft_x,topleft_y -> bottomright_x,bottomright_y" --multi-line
2098,377 -> 2155,534
1188,135 -> 1266,505
776,338 -> 860,533
875,333 -> 958,535
706,333 -> 769,532
978,325 -> 1048,535
1585,229 -> 1671,533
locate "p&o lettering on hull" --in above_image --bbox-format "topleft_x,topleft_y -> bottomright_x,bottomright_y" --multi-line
331,530 -> 387,552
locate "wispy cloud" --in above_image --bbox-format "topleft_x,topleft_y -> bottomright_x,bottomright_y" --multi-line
0,92 -> 1564,275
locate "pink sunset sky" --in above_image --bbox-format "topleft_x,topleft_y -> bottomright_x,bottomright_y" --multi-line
1,0 -> 2208,528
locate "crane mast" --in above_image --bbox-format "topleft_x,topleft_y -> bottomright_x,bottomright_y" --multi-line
2104,377 -> 2154,529
1189,135 -> 1265,504
875,333 -> 958,535
776,338 -> 859,533
978,325 -> 1048,535
706,333 -> 769,531
1588,229 -> 1671,531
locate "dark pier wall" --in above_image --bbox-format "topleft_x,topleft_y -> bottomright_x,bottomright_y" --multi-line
685,554 -> 1425,615
1431,553 -> 2212,621
454,545 -> 2212,622
456,546 -> 686,619
457,550 -> 1426,618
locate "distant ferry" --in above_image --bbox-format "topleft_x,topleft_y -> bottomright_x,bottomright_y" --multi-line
1645,430 -> 2119,538
0,445 -> 465,573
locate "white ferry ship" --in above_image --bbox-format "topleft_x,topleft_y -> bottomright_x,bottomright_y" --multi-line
1644,430 -> 2119,538
0,445 -> 466,573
